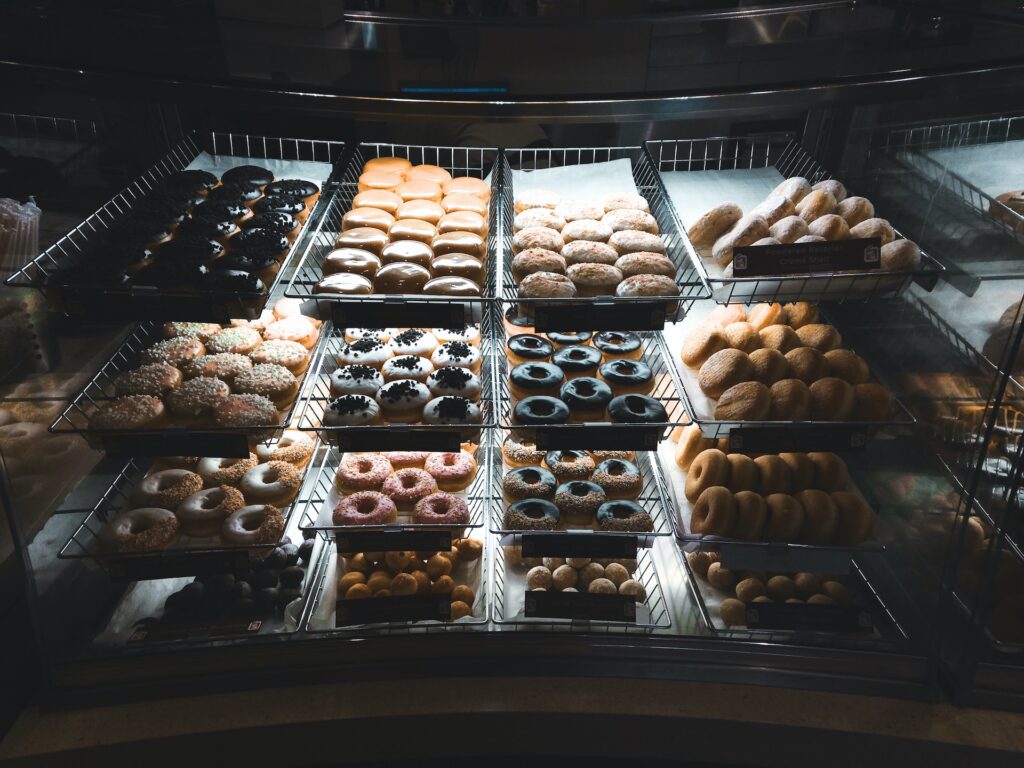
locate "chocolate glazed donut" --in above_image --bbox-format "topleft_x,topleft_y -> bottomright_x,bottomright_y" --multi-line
513,396 -> 570,425
608,394 -> 668,423
510,362 -> 565,399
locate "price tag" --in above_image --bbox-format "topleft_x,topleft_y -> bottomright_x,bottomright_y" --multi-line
533,425 -> 661,451
533,301 -> 667,332
525,590 -> 637,622
732,238 -> 881,277
100,430 -> 252,458
58,287 -> 240,323
745,602 -> 873,633
728,426 -> 866,454
128,616 -> 264,643
336,594 -> 451,626
332,428 -> 461,453
335,530 -> 452,554
717,543 -> 856,575
521,533 -> 638,559
332,301 -> 468,329
106,550 -> 252,581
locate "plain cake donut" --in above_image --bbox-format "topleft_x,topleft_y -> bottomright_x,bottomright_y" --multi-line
132,469 -> 203,509
685,448 -> 731,503
104,507 -> 180,552
222,504 -> 285,546
691,486 -> 735,536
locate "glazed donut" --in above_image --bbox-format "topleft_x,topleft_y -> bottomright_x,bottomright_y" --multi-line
764,493 -> 805,542
562,240 -> 619,266
552,344 -> 603,379
831,491 -> 875,545
90,396 -> 167,431
422,396 -> 482,426
140,336 -> 206,367
807,452 -> 848,491
502,435 -> 546,467
779,452 -> 814,492
808,377 -> 855,420
674,424 -> 713,471
510,362 -> 565,400
513,396 -> 570,426
687,203 -> 743,249
554,480 -> 606,524
749,348 -> 790,386
560,377 -> 613,422
691,486 -> 736,537
732,490 -> 768,541
221,504 -> 285,546
424,451 -> 477,491
335,453 -> 393,493
599,359 -> 654,396
323,395 -> 382,426
681,324 -> 729,368
114,363 -> 183,397
685,448 -> 731,503
795,324 -> 842,352
132,469 -> 203,509
175,485 -> 245,537
103,507 -> 180,552
754,455 -> 793,495
382,468 -> 438,510
213,394 -> 280,429
714,381 -> 771,420
343,206 -> 395,233
795,489 -> 839,544
330,365 -> 385,397
431,341 -> 482,372
698,349 -> 754,398
413,492 -> 470,525
784,348 -> 827,385
332,491 -> 397,527
507,333 -> 554,364
503,465 -> 557,502
442,192 -> 487,216
382,355 -> 434,383
353,188 -> 403,214
426,367 -> 482,399
725,454 -> 760,493
383,451 -> 430,469
197,453 -> 258,487
504,498 -> 560,531
593,458 -> 642,499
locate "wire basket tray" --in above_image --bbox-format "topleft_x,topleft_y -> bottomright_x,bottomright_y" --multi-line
284,143 -> 500,328
645,136 -> 944,305
6,130 -> 346,322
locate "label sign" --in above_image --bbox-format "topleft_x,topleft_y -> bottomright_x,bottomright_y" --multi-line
521,533 -> 638,559
106,550 -> 252,581
533,426 -> 660,451
57,288 -> 243,323
728,426 -> 866,454
525,590 -> 637,622
745,602 -> 873,633
335,530 -> 452,554
732,237 -> 881,277
332,428 -> 461,453
336,594 -> 451,626
717,543 -> 856,574
332,301 -> 467,329
533,302 -> 667,332
100,430 -> 252,459
128,617 -> 263,643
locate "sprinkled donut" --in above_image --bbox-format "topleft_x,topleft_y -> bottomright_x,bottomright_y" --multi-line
183,353 -> 253,384
221,504 -> 285,546
554,480 -> 606,523
423,451 -> 477,491
383,451 -> 430,468
166,376 -> 230,418
503,498 -> 560,531
213,394 -> 280,428
544,450 -> 595,481
90,396 -> 167,431
335,453 -> 393,493
382,468 -> 438,509
206,326 -> 263,355
233,363 -> 298,407
175,485 -> 245,537
140,336 -> 205,367
256,429 -> 316,466
114,363 -> 183,397
196,453 -> 258,486
332,491 -> 397,526
412,491 -> 470,525
501,434 -> 546,467
592,458 -> 642,499
595,499 -> 653,532
264,317 -> 319,349
502,465 -> 557,501
248,339 -> 310,375
102,507 -> 181,552
162,321 -> 221,342
239,460 -> 303,506
132,468 -> 203,508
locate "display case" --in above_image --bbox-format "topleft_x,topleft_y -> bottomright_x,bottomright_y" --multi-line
3,1 -> 1024,726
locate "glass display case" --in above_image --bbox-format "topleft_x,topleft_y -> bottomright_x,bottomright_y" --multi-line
2,1 -> 1024,719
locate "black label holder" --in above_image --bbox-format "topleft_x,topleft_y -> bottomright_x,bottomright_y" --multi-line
525,590 -> 637,623
732,237 -> 882,278
519,532 -> 639,559
334,529 -> 453,554
331,299 -> 468,329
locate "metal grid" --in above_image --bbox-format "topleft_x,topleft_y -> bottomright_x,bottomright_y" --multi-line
0,112 -> 102,180
296,442 -> 491,535
295,315 -> 497,446
284,143 -> 500,313
490,446 -> 673,545
499,146 -> 706,326
490,541 -> 670,632
5,131 -> 346,320
645,136 -> 944,304
495,331 -> 690,443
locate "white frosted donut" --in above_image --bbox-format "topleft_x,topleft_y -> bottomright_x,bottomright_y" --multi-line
131,469 -> 203,508
175,486 -> 245,537
323,395 -> 381,426
433,326 -> 481,346
101,507 -> 180,552
422,396 -> 482,425
239,460 -> 302,505
426,367 -> 482,399
382,355 -> 434,383
344,327 -> 396,343
329,364 -> 384,397
388,329 -> 439,357
375,379 -> 432,420
337,338 -> 393,369
221,504 -> 285,546
430,341 -> 481,371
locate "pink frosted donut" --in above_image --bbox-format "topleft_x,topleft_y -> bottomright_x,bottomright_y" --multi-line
332,491 -> 397,526
384,451 -> 430,468
334,453 -> 393,493
381,468 -> 438,510
423,451 -> 477,492
412,491 -> 470,525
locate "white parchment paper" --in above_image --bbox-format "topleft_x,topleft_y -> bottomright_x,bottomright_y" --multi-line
510,158 -> 639,200
926,139 -> 1024,199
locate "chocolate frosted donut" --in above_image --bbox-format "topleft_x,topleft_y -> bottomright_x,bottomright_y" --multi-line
222,164 -> 274,188
503,498 -> 560,531
202,269 -> 265,294
208,181 -> 261,206
552,344 -> 603,379
265,179 -> 319,201
324,248 -> 381,279
510,362 -> 565,399
547,331 -> 592,346
513,396 -> 570,426
315,273 -> 374,295
608,394 -> 668,423
593,331 -> 642,359
595,499 -> 654,532
192,200 -> 250,224
230,228 -> 289,259
243,211 -> 299,239
544,450 -> 595,480
559,377 -> 612,421
374,262 -> 431,293
156,235 -> 224,263
423,276 -> 481,296
554,480 -> 606,522
599,359 -> 654,395
508,334 -> 553,363
503,465 -> 557,501
254,195 -> 306,218
592,458 -> 642,499
177,217 -> 238,244
164,169 -> 218,194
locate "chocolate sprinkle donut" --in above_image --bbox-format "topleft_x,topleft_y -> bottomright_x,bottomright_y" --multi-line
503,498 -> 560,531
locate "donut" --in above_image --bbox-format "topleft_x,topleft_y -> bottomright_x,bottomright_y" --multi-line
335,453 -> 393,493
90,396 -> 167,431
691,486 -> 735,536
332,491 -> 397,526
515,208 -> 566,233
785,348 -> 827,385
592,458 -> 642,499
687,202 -> 743,248
807,214 -> 849,240
831,491 -> 875,545
754,455 -> 792,495
213,394 -> 280,428
239,460 -> 302,507
555,200 -> 604,222
725,454 -> 759,492
503,465 -> 557,502
140,336 -> 206,367
389,329 -> 439,358
795,189 -> 837,222
698,349 -> 754,398
807,452 -> 848,491
823,349 -> 869,385
681,324 -> 729,369
183,353 -> 254,386
512,248 -> 566,281
853,383 -> 893,421
516,190 -> 560,214
547,331 -> 592,346
711,214 -> 769,266
413,492 -> 470,525
749,348 -> 790,386
542,449 -> 594,481
782,302 -> 819,329
175,485 -> 245,537
764,493 -> 805,542
768,216 -> 809,244
507,333 -> 553,364
513,396 -> 570,426
422,396 -> 482,426
383,451 -> 430,469
103,507 -> 180,552
562,240 -> 619,266
560,377 -> 613,422
344,328 -> 394,344
795,489 -> 839,544
132,469 -> 203,508
614,252 -> 675,279
554,480 -> 607,524
795,324 -> 842,352
204,327 -> 261,356
518,271 -> 577,304
674,424 -> 713,471
593,331 -> 642,361
769,379 -> 811,420
603,209 -> 658,235
375,379 -> 432,422
424,451 -> 477,491
504,498 -> 560,531
324,394 -> 382,426
598,359 -> 654,396
607,394 -> 667,424
114,363 -> 183,397
732,491 -> 768,541
381,355 -> 433,383
881,240 -> 922,272
808,377 -> 855,420
566,263 -> 622,297
714,382 -> 771,420
249,340 -> 310,376
221,504 -> 285,546
330,365 -> 385,397
849,217 -> 895,245
197,453 -> 258,486
510,362 -> 565,400
685,448 -> 730,503
426,367 -> 481,399
812,179 -> 847,202
431,341 -> 481,372
589,450 -> 635,462
836,196 -> 874,227
233,364 -> 298,409
608,230 -> 665,256
602,192 -> 649,213
595,500 -> 653,532
434,326 -> 481,346
779,452 -> 814,492
381,468 -> 438,510
502,435 -> 546,467
552,345 -> 603,379
256,430 -> 316,467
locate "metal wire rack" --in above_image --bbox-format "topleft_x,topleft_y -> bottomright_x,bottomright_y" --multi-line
284,143 -> 500,327
0,111 -> 103,181
5,130 -> 346,322
490,447 -> 673,546
499,146 -> 706,331
489,541 -> 670,632
295,315 -> 497,452
645,136 -> 944,304
494,331 -> 690,449
49,321 -> 319,457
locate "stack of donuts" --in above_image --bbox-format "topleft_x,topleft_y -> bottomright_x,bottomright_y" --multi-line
686,551 -> 855,628
335,538 -> 482,620
330,450 -> 478,527
323,326 -> 483,428
520,555 -> 648,603
99,430 -> 317,553
687,175 -> 923,274
89,300 -> 321,432
317,156 -> 489,297
679,301 -> 894,422
500,435 -> 653,533
506,330 -> 668,427
674,429 -> 874,546
511,189 -> 680,307
50,164 -> 319,295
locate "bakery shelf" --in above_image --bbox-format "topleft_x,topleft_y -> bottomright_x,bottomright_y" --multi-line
56,435 -> 322,582
645,136 -> 944,305
498,146 -> 706,332
490,445 -> 673,551
5,130 -> 345,322
494,331 -> 690,450
296,442 -> 491,543
284,143 -> 500,328
294,318 -> 496,452
490,540 -> 670,631
49,321 -> 320,457
0,111 -> 103,185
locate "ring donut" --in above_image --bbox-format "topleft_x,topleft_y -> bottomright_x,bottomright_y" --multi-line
691,486 -> 735,537
685,449 -> 730,503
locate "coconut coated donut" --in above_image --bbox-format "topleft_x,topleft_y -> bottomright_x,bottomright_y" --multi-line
691,486 -> 735,536
175,485 -> 245,537
140,336 -> 206,367
332,490 -> 398,526
685,449 -> 730,503
114,363 -> 183,397
132,469 -> 203,508
222,504 -> 285,546
197,453 -> 258,487
104,507 -> 180,552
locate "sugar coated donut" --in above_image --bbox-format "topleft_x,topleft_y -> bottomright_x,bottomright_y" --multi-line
424,451 -> 477,491
103,507 -> 180,552
175,485 -> 245,537
222,504 -> 285,546
335,453 -> 393,493
240,460 -> 302,506
413,492 -> 470,525
382,468 -> 438,510
691,486 -> 735,536
332,491 -> 398,526
685,449 -> 730,503
132,469 -> 203,509
256,430 -> 316,467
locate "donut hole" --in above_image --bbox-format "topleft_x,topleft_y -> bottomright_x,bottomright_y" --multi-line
200,492 -> 221,509
523,502 -> 546,519
607,504 -> 633,520
568,350 -> 587,361
355,498 -> 379,515
528,367 -> 549,380
606,462 -> 626,477
574,381 -> 596,397
129,518 -> 154,534
623,395 -> 648,416
356,458 -> 374,473
531,400 -> 556,416
521,469 -> 541,485
241,513 -> 265,531
400,474 -> 418,489
568,483 -> 590,497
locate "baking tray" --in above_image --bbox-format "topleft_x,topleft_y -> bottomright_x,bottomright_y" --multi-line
499,147 -> 706,332
57,433 -> 322,581
295,318 -> 496,452
664,300 -> 916,447
49,321 -> 321,457
284,143 -> 500,328
5,130 -> 345,322
495,331 -> 690,450
303,529 -> 489,633
490,540 -> 670,631
645,136 -> 944,304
